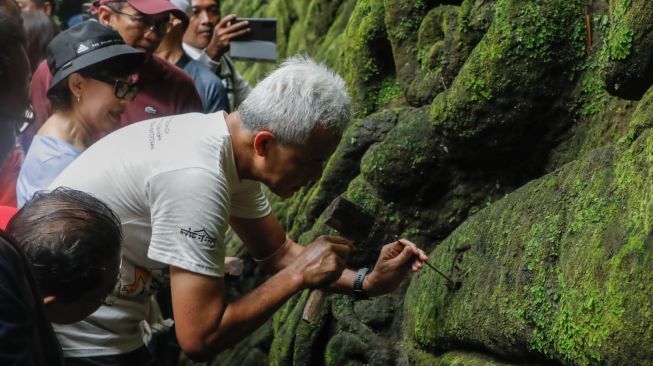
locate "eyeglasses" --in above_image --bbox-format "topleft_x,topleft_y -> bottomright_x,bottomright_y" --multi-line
111,8 -> 171,35
94,75 -> 139,101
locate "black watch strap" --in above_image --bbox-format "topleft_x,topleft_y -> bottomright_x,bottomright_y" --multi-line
353,267 -> 370,298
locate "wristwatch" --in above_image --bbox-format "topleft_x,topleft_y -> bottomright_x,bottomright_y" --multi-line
353,267 -> 370,299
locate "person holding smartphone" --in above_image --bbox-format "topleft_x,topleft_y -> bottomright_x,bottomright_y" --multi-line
181,0 -> 252,111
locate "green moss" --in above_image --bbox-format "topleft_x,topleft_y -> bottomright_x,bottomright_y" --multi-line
404,132 -> 653,364
269,291 -> 309,366
341,0 -> 392,116
324,333 -> 367,366
375,76 -> 403,108
578,63 -> 609,118
626,86 -> 653,142
359,106 -> 442,200
430,0 -> 586,147
343,176 -> 382,215
601,0 -> 633,63
385,1 -> 485,106
599,0 -> 653,99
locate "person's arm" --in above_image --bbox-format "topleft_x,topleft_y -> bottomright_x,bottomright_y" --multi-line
170,225 -> 352,360
230,215 -> 429,297
170,264 -> 299,359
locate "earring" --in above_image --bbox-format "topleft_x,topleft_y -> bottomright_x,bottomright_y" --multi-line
76,95 -> 81,102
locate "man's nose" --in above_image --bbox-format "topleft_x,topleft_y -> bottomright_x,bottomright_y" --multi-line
199,10 -> 211,24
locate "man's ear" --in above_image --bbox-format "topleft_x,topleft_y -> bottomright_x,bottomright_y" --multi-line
252,131 -> 275,157
97,5 -> 114,26
43,295 -> 56,305
43,1 -> 53,16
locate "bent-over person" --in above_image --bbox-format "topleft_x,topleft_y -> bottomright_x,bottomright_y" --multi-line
50,56 -> 428,364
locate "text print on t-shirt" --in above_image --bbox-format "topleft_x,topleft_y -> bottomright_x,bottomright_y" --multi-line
148,117 -> 173,150
179,227 -> 217,248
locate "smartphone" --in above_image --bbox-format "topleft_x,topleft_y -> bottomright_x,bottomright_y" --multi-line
233,18 -> 277,42
230,18 -> 277,62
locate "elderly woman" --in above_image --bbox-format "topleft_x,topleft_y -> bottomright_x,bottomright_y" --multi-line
17,20 -> 144,207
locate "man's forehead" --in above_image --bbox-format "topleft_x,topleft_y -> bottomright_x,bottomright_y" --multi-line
121,3 -> 170,20
190,0 -> 218,8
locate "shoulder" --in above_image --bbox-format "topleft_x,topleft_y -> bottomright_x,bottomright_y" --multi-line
32,60 -> 51,81
24,136 -> 79,165
186,61 -> 224,88
185,60 -> 219,80
146,55 -> 195,83
139,56 -> 203,111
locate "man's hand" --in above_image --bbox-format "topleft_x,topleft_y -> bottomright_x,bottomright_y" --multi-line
364,239 -> 428,297
286,235 -> 353,289
205,14 -> 251,60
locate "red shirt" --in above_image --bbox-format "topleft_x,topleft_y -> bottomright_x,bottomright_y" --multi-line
0,206 -> 18,230
0,149 -> 22,207
26,54 -> 203,150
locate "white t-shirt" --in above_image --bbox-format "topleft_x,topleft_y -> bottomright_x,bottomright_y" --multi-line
49,112 -> 271,357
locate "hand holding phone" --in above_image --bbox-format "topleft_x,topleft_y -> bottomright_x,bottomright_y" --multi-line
229,18 -> 277,62
204,14 -> 251,60
232,18 -> 276,42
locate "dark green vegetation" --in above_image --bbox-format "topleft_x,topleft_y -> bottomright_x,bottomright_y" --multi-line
198,0 -> 651,365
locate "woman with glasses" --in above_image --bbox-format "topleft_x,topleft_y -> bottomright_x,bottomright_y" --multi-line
17,20 -> 144,207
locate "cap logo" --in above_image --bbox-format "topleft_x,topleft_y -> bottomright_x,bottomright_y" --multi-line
75,36 -> 124,56
76,44 -> 90,54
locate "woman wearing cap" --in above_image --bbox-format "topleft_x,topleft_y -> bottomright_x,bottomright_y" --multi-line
17,20 -> 144,207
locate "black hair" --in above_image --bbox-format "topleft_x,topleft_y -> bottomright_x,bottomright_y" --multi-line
0,0 -> 22,23
57,0 -> 83,28
48,54 -> 143,110
29,0 -> 56,15
22,9 -> 59,73
0,11 -> 26,161
6,187 -> 123,299
0,10 -> 26,96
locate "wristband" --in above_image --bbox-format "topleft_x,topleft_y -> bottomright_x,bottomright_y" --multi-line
253,236 -> 289,263
353,267 -> 370,298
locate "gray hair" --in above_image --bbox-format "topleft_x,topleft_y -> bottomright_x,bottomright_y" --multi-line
239,55 -> 350,145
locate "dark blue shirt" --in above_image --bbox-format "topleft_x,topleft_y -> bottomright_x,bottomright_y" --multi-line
177,54 -> 230,113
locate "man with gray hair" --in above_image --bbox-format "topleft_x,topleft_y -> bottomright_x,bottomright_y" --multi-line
50,56 -> 428,363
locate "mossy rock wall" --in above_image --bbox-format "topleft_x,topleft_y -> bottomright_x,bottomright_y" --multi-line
202,0 -> 651,365
405,112 -> 653,364
600,0 -> 653,100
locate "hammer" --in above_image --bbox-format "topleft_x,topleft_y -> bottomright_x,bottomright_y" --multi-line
301,196 -> 374,322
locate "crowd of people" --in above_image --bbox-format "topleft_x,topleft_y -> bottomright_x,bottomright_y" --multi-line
0,0 -> 429,365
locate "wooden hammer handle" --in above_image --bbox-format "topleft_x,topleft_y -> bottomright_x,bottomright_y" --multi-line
301,196 -> 374,323
302,289 -> 326,322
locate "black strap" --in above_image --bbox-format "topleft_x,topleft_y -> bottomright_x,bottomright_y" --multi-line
176,53 -> 192,69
